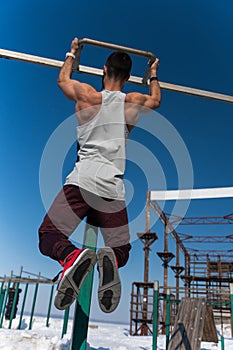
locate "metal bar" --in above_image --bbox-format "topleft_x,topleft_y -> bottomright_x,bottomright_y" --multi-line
71,218 -> 98,350
61,307 -> 70,338
221,335 -> 225,350
8,267 -> 23,329
160,81 -> 233,104
152,281 -> 159,350
18,283 -> 29,329
0,281 -> 6,317
1,48 -> 233,103
0,271 -> 13,328
230,284 -> 233,337
46,284 -> 55,328
29,272 -> 40,330
150,187 -> 233,201
165,289 -> 171,350
142,58 -> 156,84
149,200 -> 188,256
8,284 -> 20,329
78,38 -> 156,59
0,277 -> 55,285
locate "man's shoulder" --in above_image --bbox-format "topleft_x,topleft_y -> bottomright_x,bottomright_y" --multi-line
74,82 -> 102,104
125,92 -> 144,104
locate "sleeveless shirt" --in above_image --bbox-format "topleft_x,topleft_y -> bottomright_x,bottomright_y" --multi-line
65,90 -> 128,200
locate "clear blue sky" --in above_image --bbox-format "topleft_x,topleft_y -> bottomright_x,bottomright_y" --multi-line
1,0 -> 233,323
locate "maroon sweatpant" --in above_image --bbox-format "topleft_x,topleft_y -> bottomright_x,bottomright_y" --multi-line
38,185 -> 131,267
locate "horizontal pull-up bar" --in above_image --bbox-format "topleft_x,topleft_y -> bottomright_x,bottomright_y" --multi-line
74,38 -> 155,84
78,38 -> 156,59
1,40 -> 233,103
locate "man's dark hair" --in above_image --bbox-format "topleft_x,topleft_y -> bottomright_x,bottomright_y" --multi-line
105,51 -> 132,81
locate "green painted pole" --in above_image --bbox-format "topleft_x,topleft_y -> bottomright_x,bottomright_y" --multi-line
18,283 -> 29,329
8,283 -> 21,329
62,307 -> 70,338
165,289 -> 171,350
230,284 -> 233,338
0,279 -> 6,316
9,267 -> 23,328
70,219 -> 98,350
152,281 -> 159,350
46,284 -> 55,327
0,271 -> 13,328
29,272 -> 40,330
221,335 -> 225,350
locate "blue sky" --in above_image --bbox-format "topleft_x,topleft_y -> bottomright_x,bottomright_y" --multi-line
1,0 -> 233,323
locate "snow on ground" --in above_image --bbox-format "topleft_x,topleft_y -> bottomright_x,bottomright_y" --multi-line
0,315 -> 232,349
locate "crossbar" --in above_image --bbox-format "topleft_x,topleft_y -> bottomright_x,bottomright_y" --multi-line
150,186 -> 233,200
78,38 -> 156,59
1,43 -> 233,103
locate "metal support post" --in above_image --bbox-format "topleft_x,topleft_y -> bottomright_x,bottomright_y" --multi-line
162,219 -> 169,335
0,279 -> 6,317
0,271 -> 13,328
29,272 -> 40,330
221,335 -> 225,350
8,284 -> 21,329
152,281 -> 159,350
70,218 -> 98,350
62,307 -> 70,338
230,283 -> 233,337
8,267 -> 23,329
165,289 -> 171,350
18,283 -> 29,329
46,284 -> 55,328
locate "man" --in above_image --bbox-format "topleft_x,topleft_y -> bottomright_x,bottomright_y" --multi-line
38,38 -> 161,313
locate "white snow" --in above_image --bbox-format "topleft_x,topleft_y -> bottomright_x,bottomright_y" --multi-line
0,315 -> 232,349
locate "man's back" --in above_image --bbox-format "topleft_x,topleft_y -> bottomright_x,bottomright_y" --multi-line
65,90 -> 128,200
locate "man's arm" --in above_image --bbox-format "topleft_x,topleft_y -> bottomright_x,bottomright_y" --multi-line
57,38 -> 96,102
125,58 -> 161,111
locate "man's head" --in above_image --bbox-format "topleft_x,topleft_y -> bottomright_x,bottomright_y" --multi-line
103,51 -> 132,87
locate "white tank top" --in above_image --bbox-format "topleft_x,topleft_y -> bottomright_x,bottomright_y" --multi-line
65,90 -> 128,200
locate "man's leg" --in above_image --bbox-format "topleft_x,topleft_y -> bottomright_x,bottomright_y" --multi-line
39,185 -> 91,261
38,185 -> 97,309
92,197 -> 131,313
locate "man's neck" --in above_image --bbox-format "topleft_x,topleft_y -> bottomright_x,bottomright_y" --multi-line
103,78 -> 123,91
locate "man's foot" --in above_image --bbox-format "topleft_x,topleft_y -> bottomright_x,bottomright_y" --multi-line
97,247 -> 121,313
54,248 -> 96,310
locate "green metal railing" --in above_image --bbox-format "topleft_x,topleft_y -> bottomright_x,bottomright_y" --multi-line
0,273 -> 232,350
151,283 -> 233,350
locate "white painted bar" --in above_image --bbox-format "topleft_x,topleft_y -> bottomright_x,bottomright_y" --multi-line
1,48 -> 233,103
150,187 -> 233,200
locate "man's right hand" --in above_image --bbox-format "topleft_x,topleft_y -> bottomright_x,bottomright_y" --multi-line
71,37 -> 79,55
150,58 -> 159,74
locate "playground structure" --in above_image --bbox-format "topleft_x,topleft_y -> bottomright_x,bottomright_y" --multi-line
130,188 -> 233,348
1,272 -> 232,350
0,268 -> 57,331
1,38 -> 233,349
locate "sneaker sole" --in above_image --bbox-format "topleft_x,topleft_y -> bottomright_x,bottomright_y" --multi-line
97,247 -> 121,313
54,249 -> 97,310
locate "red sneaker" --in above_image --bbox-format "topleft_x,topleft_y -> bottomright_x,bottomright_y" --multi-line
54,248 -> 97,310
